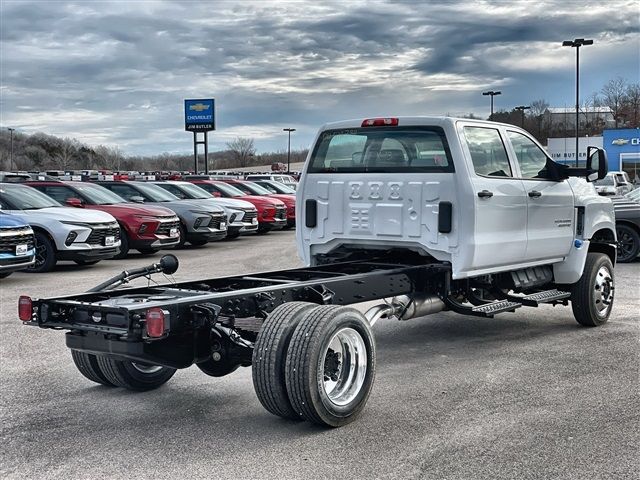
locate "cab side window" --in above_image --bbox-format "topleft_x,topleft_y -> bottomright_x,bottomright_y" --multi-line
463,127 -> 512,177
507,131 -> 549,179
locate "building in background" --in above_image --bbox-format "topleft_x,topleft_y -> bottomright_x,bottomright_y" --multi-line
544,107 -> 615,131
546,136 -> 603,166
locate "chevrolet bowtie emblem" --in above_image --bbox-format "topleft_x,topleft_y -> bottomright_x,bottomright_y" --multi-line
189,103 -> 210,112
611,138 -> 629,146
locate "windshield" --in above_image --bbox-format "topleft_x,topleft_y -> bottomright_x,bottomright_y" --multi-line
625,189 -> 640,201
259,181 -> 295,194
595,177 -> 614,186
134,183 -> 181,202
204,182 -> 245,197
308,126 -> 453,173
0,184 -> 62,210
233,182 -> 272,196
74,184 -> 127,205
174,183 -> 212,199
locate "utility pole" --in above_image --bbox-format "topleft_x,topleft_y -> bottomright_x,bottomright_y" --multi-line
7,127 -> 15,170
283,128 -> 296,173
482,91 -> 502,120
562,38 -> 593,166
515,105 -> 530,128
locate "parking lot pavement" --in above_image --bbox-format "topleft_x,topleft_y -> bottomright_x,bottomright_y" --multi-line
1,229 -> 638,480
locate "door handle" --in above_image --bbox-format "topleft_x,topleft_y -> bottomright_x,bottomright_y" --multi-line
477,190 -> 493,198
528,190 -> 542,198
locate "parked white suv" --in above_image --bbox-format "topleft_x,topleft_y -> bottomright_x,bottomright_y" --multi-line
0,183 -> 121,272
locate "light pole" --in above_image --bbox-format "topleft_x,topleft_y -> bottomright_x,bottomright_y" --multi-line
482,90 -> 502,120
563,38 -> 593,166
283,128 -> 296,173
515,105 -> 530,128
7,127 -> 15,171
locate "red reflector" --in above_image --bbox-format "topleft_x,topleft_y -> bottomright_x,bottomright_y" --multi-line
145,307 -> 166,338
361,117 -> 399,127
18,296 -> 32,322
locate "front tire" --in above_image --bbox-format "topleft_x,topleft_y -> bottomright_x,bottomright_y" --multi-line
252,302 -> 317,420
616,224 -> 640,263
70,350 -> 115,387
571,252 -> 615,327
113,229 -> 130,259
285,305 -> 376,427
96,357 -> 177,391
27,231 -> 57,273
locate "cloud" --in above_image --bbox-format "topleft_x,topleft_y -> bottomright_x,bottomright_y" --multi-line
0,0 -> 638,155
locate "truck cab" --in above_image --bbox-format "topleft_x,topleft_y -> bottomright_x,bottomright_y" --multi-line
297,117 -> 615,284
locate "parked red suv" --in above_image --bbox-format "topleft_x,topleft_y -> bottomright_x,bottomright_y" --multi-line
220,179 -> 296,228
187,179 -> 287,233
27,181 -> 181,257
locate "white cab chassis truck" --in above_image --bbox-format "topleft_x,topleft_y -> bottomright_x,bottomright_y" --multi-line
21,117 -> 615,428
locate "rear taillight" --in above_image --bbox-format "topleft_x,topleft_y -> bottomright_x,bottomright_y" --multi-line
361,117 -> 399,127
145,307 -> 167,338
18,296 -> 32,322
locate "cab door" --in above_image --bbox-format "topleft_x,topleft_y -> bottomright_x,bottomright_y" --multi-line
461,125 -> 528,269
505,130 -> 574,262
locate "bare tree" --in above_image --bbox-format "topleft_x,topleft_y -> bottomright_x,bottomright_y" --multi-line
624,83 -> 640,127
226,137 -> 256,168
601,77 -> 627,127
53,138 -> 79,170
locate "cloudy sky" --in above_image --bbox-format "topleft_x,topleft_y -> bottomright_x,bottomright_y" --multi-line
1,0 -> 638,156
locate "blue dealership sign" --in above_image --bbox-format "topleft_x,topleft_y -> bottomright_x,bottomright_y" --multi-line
184,99 -> 215,131
602,128 -> 640,171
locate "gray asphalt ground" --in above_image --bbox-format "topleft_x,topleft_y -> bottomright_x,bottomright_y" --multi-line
1,229 -> 638,479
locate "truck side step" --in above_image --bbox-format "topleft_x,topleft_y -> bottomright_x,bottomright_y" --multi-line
471,300 -> 522,316
516,289 -> 571,307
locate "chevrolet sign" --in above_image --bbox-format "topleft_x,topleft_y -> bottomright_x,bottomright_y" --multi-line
612,138 -> 629,146
185,98 -> 215,131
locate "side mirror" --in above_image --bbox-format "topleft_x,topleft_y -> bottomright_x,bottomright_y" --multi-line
129,195 -> 145,203
586,146 -> 607,182
65,197 -> 84,208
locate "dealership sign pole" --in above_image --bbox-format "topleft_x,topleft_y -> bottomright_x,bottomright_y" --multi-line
185,99 -> 216,174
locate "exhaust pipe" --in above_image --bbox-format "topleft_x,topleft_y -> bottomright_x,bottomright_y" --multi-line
364,294 -> 445,326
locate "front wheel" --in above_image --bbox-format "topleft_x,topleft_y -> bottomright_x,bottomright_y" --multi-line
285,305 -> 376,427
27,231 -> 57,273
96,356 -> 177,391
113,229 -> 130,259
616,224 -> 640,263
571,252 -> 615,327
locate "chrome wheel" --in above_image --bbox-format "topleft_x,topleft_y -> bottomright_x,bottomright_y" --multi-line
322,327 -> 367,406
131,363 -> 163,374
593,265 -> 614,316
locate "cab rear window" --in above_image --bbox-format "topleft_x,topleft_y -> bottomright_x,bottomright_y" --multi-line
307,127 -> 453,173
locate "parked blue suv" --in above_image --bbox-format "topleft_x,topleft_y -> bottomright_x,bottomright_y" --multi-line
0,213 -> 35,278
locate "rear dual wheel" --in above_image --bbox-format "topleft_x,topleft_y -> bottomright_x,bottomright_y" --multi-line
253,303 -> 375,427
70,350 -> 176,391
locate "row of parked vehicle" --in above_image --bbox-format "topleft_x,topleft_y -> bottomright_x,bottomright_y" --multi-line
0,175 -> 298,277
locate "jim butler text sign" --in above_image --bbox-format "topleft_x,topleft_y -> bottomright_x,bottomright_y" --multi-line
185,99 -> 215,131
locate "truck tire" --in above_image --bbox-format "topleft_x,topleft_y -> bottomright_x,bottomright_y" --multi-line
27,231 -> 57,273
70,350 -> 116,387
616,224 -> 640,263
285,305 -> 376,427
571,252 -> 615,327
252,302 -> 318,420
96,356 -> 176,391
